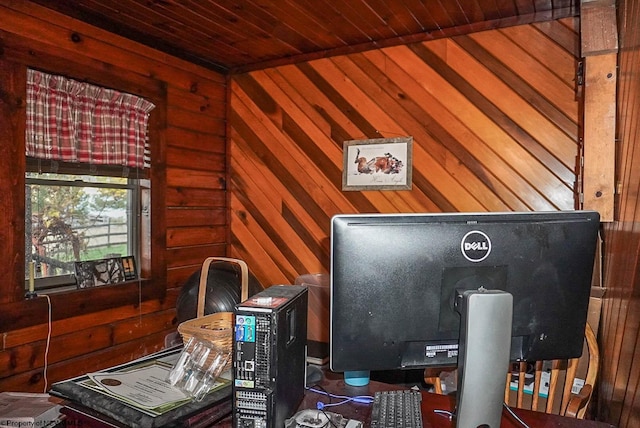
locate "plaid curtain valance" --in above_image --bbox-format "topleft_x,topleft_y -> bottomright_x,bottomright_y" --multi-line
26,69 -> 155,169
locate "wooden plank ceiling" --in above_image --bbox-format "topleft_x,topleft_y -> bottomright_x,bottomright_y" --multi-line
27,0 -> 578,73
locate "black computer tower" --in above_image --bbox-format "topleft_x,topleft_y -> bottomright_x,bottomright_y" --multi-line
232,285 -> 308,428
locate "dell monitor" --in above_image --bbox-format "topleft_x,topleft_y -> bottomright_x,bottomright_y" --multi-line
329,211 -> 600,427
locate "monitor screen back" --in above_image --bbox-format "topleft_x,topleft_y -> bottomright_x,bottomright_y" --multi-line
329,211 -> 600,372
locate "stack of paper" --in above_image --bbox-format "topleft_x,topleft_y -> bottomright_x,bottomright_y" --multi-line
0,392 -> 62,427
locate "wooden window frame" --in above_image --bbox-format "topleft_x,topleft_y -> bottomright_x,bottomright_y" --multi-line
0,51 -> 166,331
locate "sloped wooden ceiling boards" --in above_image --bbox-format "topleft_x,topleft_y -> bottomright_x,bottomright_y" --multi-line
26,0 -> 579,73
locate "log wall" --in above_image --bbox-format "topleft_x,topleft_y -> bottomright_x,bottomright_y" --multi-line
0,3 -> 226,391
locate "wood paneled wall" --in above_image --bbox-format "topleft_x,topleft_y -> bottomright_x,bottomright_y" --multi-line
0,3 -> 226,391
597,0 -> 640,425
1,3 -> 637,424
229,18 -> 581,286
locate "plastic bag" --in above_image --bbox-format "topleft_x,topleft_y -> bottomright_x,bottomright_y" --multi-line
167,336 -> 230,401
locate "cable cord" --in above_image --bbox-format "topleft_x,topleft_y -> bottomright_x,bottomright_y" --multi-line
432,403 -> 530,428
306,386 -> 374,408
433,408 -> 454,419
303,387 -> 371,428
43,294 -> 52,393
503,402 -> 531,428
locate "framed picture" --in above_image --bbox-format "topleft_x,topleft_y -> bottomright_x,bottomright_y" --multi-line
75,257 -> 125,288
74,255 -> 137,288
342,136 -> 413,191
121,255 -> 138,281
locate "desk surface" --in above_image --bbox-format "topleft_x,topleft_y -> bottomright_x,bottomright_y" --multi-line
61,367 -> 617,428
294,369 -> 616,428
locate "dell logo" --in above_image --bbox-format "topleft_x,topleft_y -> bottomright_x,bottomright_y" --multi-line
464,242 -> 489,251
461,231 -> 492,262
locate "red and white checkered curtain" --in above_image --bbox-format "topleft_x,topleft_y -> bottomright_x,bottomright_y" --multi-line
26,69 -> 155,169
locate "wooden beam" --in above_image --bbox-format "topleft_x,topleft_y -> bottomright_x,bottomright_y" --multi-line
580,0 -> 618,221
582,54 -> 617,221
230,7 -> 579,74
581,0 -> 618,56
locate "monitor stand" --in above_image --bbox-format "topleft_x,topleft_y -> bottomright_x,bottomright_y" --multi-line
454,288 -> 513,428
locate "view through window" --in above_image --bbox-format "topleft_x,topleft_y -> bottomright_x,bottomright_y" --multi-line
25,172 -> 140,290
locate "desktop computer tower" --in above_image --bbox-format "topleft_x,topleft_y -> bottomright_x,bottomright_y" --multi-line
232,285 -> 308,428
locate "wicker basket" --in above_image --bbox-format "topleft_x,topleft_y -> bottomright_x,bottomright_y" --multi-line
177,257 -> 249,371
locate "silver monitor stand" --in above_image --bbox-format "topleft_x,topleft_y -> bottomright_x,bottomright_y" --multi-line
455,288 -> 513,428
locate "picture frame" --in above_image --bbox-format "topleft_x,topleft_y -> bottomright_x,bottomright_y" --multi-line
342,136 -> 413,191
75,257 -> 125,288
74,255 -> 137,288
121,255 -> 138,281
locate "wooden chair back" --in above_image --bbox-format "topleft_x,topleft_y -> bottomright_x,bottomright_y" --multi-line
505,323 -> 599,418
424,323 -> 599,419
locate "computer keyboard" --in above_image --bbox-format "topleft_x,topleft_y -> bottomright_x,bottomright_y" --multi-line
370,389 -> 423,428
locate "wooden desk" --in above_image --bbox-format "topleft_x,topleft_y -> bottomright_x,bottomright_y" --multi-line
61,368 -> 617,427
294,369 -> 617,428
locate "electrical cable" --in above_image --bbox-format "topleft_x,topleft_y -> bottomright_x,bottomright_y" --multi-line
433,402 -> 531,428
433,408 -> 454,419
503,402 -> 531,428
316,398 -> 361,410
43,294 -> 52,393
306,386 -> 374,409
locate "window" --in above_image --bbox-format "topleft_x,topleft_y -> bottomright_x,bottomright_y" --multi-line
24,69 -> 154,292
25,170 -> 146,291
